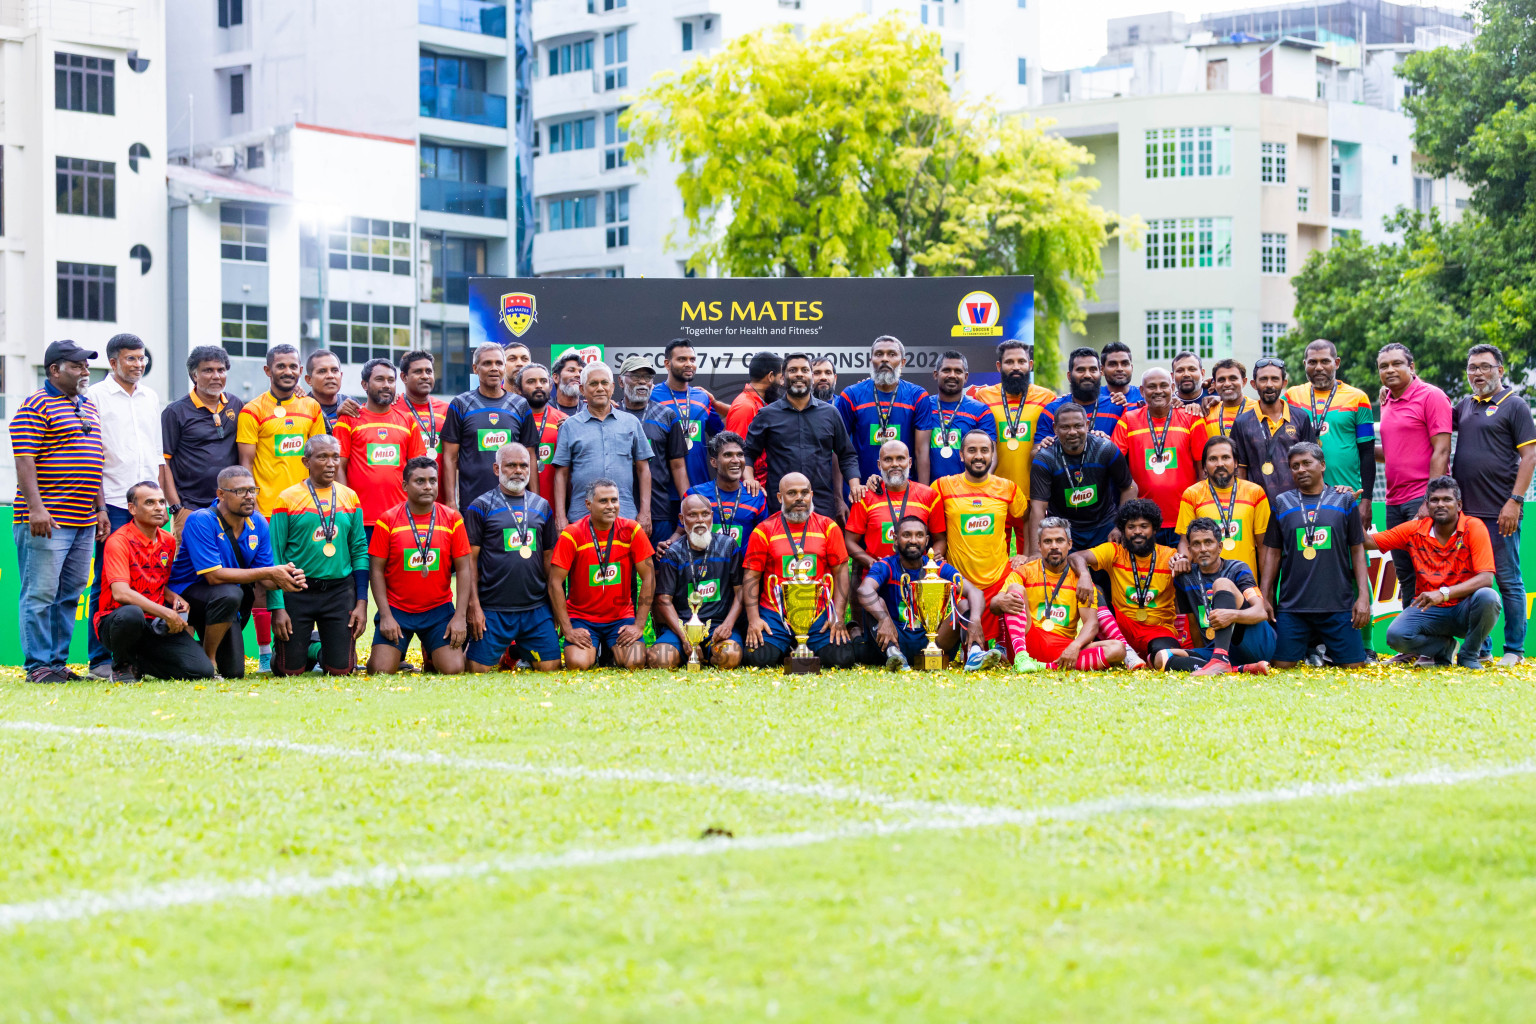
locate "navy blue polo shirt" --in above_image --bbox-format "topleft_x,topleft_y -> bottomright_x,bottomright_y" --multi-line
1028,434 -> 1134,548
834,378 -> 939,482
686,480 -> 767,549
169,505 -> 275,590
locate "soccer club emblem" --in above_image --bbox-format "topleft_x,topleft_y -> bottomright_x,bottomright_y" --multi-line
500,292 -> 537,338
376,427 -> 389,441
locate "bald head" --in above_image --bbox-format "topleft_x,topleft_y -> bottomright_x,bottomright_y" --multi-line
878,439 -> 912,489
779,472 -> 814,523
1141,366 -> 1174,414
496,442 -> 531,467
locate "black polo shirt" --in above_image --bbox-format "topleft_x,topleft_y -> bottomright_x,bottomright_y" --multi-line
161,391 -> 244,510
1263,486 -> 1364,613
654,530 -> 741,624
1229,403 -> 1317,505
463,489 -> 557,612
1452,387 -> 1536,518
1029,434 -> 1133,549
741,396 -> 861,518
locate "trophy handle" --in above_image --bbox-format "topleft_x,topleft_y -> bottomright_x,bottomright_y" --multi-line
766,573 -> 784,620
817,573 -> 834,624
949,574 -> 966,631
898,573 -> 921,631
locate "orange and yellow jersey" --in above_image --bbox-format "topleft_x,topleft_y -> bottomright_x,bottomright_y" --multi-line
237,391 -> 327,516
1005,560 -> 1095,634
934,473 -> 1028,589
1086,540 -> 1179,626
969,382 -> 1056,500
1174,478 -> 1271,576
1204,396 -> 1258,438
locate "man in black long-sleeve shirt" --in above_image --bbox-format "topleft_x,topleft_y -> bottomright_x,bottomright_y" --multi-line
743,352 -> 865,518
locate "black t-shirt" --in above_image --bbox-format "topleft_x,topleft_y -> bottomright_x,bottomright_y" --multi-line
653,530 -> 741,625
162,392 -> 244,510
463,489 -> 557,612
1263,486 -> 1365,612
1029,434 -> 1134,547
441,389 -> 538,508
1451,387 -> 1536,518
632,399 -> 689,522
1175,559 -> 1257,630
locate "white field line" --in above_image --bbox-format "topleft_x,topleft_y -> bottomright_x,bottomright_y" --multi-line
3,758 -> 1533,930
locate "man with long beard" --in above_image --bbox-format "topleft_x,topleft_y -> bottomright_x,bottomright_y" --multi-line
1229,357 -> 1316,505
1111,368 -> 1209,545
834,335 -> 936,486
970,340 -> 1055,551
1038,348 -> 1131,441
1175,436 -> 1270,578
928,351 -> 996,484
845,440 -> 945,569
855,516 -> 988,671
648,493 -> 746,670
1163,516 -> 1274,675
1069,497 -> 1191,669
516,363 -> 564,500
991,517 -> 1126,671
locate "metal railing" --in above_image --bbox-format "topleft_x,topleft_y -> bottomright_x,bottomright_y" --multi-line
420,178 -> 509,218
418,0 -> 506,37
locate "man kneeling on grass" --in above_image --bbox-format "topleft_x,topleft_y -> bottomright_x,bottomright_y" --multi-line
367,457 -> 472,675
992,517 -> 1125,670
648,493 -> 745,669
548,478 -> 654,670
1162,517 -> 1274,675
856,515 -> 993,671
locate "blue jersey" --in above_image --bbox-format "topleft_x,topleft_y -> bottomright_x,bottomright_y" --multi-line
685,480 -> 767,549
865,554 -> 962,637
1036,393 -> 1133,442
169,506 -> 275,590
650,383 -> 724,487
929,395 -> 996,482
834,378 -> 938,482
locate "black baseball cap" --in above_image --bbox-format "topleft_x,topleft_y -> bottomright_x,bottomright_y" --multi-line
44,340 -> 98,367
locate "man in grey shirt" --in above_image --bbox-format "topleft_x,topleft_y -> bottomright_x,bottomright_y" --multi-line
551,361 -> 654,533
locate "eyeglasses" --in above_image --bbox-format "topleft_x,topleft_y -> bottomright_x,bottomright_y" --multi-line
221,486 -> 258,497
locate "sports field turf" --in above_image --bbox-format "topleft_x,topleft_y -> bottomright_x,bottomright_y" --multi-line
4,662 -> 1536,1022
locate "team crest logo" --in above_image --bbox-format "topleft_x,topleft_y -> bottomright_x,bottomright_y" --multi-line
488,412 -> 500,425
157,550 -> 170,567
951,290 -> 1004,337
376,427 -> 389,441
501,292 -> 537,337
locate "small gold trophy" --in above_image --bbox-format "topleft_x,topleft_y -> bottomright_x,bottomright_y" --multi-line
902,554 -> 963,672
684,589 -> 709,672
767,567 -> 834,675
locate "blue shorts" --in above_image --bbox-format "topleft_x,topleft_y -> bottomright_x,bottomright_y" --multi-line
570,617 -> 638,656
466,606 -> 561,666
654,627 -> 745,659
1187,619 -> 1276,667
373,602 -> 456,656
1274,610 -> 1367,664
753,607 -> 835,655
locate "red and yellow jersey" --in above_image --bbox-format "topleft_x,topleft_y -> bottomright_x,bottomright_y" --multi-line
1205,396 -> 1258,438
933,473 -> 1027,589
335,408 -> 428,526
1174,478 -> 1271,576
394,396 -> 451,501
1087,540 -> 1178,626
845,481 -> 944,560
742,512 -> 848,611
969,383 -> 1055,500
1111,407 -> 1210,527
237,391 -> 327,516
531,404 -> 567,499
1005,560 -> 1095,635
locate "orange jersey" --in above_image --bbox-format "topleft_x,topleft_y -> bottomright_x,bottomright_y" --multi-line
1174,478 -> 1271,575
1086,540 -> 1179,626
933,473 -> 1028,589
1004,560 -> 1095,635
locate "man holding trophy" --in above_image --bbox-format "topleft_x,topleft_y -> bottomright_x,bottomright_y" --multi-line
649,494 -> 746,670
855,516 -> 991,671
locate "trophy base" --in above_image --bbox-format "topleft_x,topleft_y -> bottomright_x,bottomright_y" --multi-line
685,659 -> 702,673
914,651 -> 947,672
784,655 -> 821,675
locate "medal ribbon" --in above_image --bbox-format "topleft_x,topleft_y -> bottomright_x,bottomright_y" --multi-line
714,484 -> 742,531
507,493 -> 530,548
664,386 -> 694,438
1300,495 -> 1323,549
1148,410 -> 1174,465
1308,381 -> 1341,431
405,503 -> 437,572
305,480 -> 338,541
779,511 -> 813,570
590,518 -> 617,574
1208,480 -> 1238,543
1002,394 -> 1026,441
873,386 -> 896,434
936,399 -> 958,441
1042,565 -> 1073,626
406,399 -> 440,449
881,482 -> 911,543
1129,550 -> 1156,607
1064,445 -> 1087,488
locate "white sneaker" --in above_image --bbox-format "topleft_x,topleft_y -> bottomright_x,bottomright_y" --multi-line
1499,653 -> 1524,668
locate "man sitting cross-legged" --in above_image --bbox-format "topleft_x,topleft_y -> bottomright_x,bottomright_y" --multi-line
648,493 -> 746,670
1162,516 -> 1275,675
991,517 -> 1126,671
855,516 -> 990,671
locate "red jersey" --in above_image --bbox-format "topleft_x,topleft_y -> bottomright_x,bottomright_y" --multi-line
742,511 -> 849,611
368,501 -> 470,614
844,481 -> 944,559
94,523 -> 177,629
725,385 -> 768,480
530,404 -> 567,499
336,408 -> 428,525
551,515 -> 654,623
394,396 -> 450,501
1111,406 -> 1209,526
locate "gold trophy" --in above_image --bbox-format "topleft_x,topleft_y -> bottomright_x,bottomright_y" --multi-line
901,555 -> 964,672
767,566 -> 834,675
684,589 -> 709,672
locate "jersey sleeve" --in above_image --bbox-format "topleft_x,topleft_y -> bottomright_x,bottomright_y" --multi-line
539,509 -> 558,553
1227,562 -> 1258,592
833,390 -> 855,436
440,401 -> 464,447
517,406 -> 539,448
236,406 -> 259,445
1087,541 -> 1118,570
448,516 -> 471,559
306,406 -> 328,439
845,498 -> 869,537
1427,388 -> 1453,437
1369,519 -> 1417,552
1186,416 -> 1210,461
1034,403 -> 1056,442
1511,399 -> 1536,451
629,522 -> 656,563
334,420 -> 355,459
1007,482 -> 1028,521
825,522 -> 850,567
923,489 -> 945,528
665,419 -> 687,463
1107,449 -> 1134,492
1466,516 -> 1496,575
161,404 -> 180,460
1029,456 -> 1054,502
913,392 -> 938,431
1263,506 -> 1285,550
1110,417 -> 1130,456
1354,394 -> 1375,443
742,526 -> 771,574
550,529 -> 578,572
101,532 -> 132,589
1342,493 -> 1365,547
1175,490 -> 1197,534
652,549 -> 679,599
973,405 -> 998,440
367,515 -> 391,560
1253,493 -> 1271,542
724,397 -> 754,438
406,421 -> 427,460
463,503 -> 485,548
863,558 -> 892,588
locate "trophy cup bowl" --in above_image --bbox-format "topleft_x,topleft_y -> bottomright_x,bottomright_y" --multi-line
769,569 -> 832,675
906,557 -> 955,671
684,590 -> 709,672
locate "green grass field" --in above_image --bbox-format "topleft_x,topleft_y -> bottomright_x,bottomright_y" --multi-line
4,661 -> 1536,1022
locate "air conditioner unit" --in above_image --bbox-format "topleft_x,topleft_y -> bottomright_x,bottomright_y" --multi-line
211,145 -> 238,168
301,318 -> 321,340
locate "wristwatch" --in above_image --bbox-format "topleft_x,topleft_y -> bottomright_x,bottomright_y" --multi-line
168,503 -> 184,514
1439,586 -> 1451,602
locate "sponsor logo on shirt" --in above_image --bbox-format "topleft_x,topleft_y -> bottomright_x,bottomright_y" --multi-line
712,523 -> 745,546
1035,602 -> 1070,625
366,443 -> 401,466
477,429 -> 511,452
932,427 -> 961,449
275,433 -> 305,457
879,521 -> 896,545
690,579 -> 721,601
538,442 -> 554,464
1144,449 -> 1177,471
780,553 -> 817,578
961,513 -> 995,535
1067,485 -> 1098,508
869,424 -> 901,445
588,562 -> 622,586
501,529 -> 536,553
686,420 -> 703,441
1296,525 -> 1333,550
404,548 -> 442,571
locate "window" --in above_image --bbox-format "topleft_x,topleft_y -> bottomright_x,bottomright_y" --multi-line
553,268 -> 625,278
421,231 -> 487,305
1260,142 -> 1287,184
605,187 -> 629,248
57,263 -> 116,322
55,158 -> 116,218
954,50 -> 960,72
128,142 -> 151,172
220,303 -> 268,358
328,217 -> 412,274
421,51 -> 488,91
218,0 -> 244,27
604,109 -> 628,169
422,323 -> 470,394
329,302 -> 412,365
421,144 -> 488,183
546,195 -> 597,231
682,21 -> 693,50
1144,127 -> 1231,179
220,205 -> 268,262
1261,322 -> 1287,358
54,53 -> 115,114
603,29 -> 627,90
1146,309 -> 1232,361
547,116 -> 596,153
1017,57 -> 1027,86
1297,185 -> 1310,212
246,144 -> 264,169
599,0 -> 626,9
1413,176 -> 1433,213
230,72 -> 245,115
130,244 -> 152,275
547,39 -> 593,76
1143,218 -> 1231,270
1261,232 -> 1287,275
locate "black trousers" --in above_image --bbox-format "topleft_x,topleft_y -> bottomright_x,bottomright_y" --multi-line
180,580 -> 252,678
100,606 -> 218,679
275,581 -> 355,676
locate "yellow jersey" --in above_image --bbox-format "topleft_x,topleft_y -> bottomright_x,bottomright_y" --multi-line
970,383 -> 1055,501
237,391 -> 328,516
1004,560 -> 1095,634
1174,478 -> 1271,576
1087,540 -> 1178,626
934,473 -> 1028,589
1204,396 -> 1258,438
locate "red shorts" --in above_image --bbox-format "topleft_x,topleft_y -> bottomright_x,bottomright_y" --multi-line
977,575 -> 1010,643
1117,615 -> 1181,659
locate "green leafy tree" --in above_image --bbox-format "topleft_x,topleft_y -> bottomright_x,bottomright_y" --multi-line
622,15 -> 1125,389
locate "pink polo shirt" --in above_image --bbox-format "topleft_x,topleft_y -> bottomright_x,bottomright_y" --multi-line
1380,375 -> 1453,505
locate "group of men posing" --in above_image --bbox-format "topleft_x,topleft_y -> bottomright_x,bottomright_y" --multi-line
12,328 -> 1531,682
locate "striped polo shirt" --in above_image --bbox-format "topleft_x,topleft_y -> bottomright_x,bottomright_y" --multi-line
10,382 -> 106,527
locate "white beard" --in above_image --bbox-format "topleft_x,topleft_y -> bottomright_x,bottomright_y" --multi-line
882,471 -> 908,490
873,367 -> 899,388
784,507 -> 811,524
500,478 -> 528,496
559,382 -> 581,398
688,527 -> 712,550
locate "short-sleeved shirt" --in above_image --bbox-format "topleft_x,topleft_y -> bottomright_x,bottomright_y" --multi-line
1452,387 -> 1536,518
725,386 -> 769,480
740,397 -> 861,518
1087,541 -> 1179,626
650,383 -> 724,486
1229,403 -> 1318,504
1174,478 -> 1271,575
929,395 -> 997,482
394,396 -> 451,501
9,383 -> 106,527
1380,377 -> 1453,505
933,473 -> 1028,589
1205,397 -> 1259,438
686,480 -> 767,549
335,408 -> 428,526
1029,435 -> 1133,549
236,391 -> 328,516
88,376 -> 165,510
1174,559 -> 1259,634
551,516 -> 654,623
1285,381 -> 1375,490
1263,486 -> 1365,612
845,481 -> 944,560
742,512 -> 849,611
1371,513 -> 1495,606
162,391 -> 243,510
1112,407 -> 1210,527
315,396 -> 358,436
94,523 -> 178,629
168,505 -> 275,590
864,554 -> 962,635
529,404 -> 567,499
266,481 -> 370,608
834,378 -> 939,484
368,501 -> 469,614
631,400 -> 688,523
441,388 -> 538,509
971,383 -> 1056,502
655,530 -> 742,625
552,406 -> 655,522
1005,560 -> 1095,634
464,489 -> 557,612
1037,393 -> 1131,441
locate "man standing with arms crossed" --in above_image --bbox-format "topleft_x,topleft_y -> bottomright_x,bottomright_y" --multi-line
834,335 -> 936,486
653,339 -> 726,489
441,343 -> 538,511
336,359 -> 428,534
971,340 -> 1055,550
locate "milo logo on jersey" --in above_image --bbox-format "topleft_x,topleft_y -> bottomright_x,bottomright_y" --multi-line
1124,584 -> 1159,604
538,442 -> 554,464
275,433 -> 305,457
879,521 -> 897,545
501,529 -> 536,553
366,443 -> 401,466
477,428 -> 511,452
685,419 -> 703,442
689,579 -> 721,603
1002,421 -> 1031,444
932,427 -> 961,450
869,424 -> 901,445
1145,449 -> 1177,471
712,523 -> 745,546
1066,484 -> 1098,508
1296,525 -> 1333,549
588,562 -> 623,586
960,513 -> 995,536
1035,602 -> 1070,627
781,553 -> 817,579
1219,519 -> 1243,539
404,548 -> 442,572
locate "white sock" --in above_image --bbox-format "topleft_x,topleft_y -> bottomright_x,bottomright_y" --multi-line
259,644 -> 272,655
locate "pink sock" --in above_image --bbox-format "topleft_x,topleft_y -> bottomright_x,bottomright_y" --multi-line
1076,646 -> 1107,670
1002,611 -> 1031,657
1096,608 -> 1127,643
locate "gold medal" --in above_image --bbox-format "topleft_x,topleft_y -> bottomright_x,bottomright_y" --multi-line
1261,462 -> 1274,476
1040,620 -> 1055,633
1222,537 -> 1236,552
940,446 -> 953,458
1205,627 -> 1216,640
273,405 -> 286,418
519,545 -> 533,560
1007,439 -> 1020,451
323,542 -> 337,557
1302,545 -> 1317,560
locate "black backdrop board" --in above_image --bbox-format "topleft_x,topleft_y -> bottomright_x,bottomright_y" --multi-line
467,277 -> 1034,402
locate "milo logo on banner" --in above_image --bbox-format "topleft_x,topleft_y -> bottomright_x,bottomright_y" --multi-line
275,433 -> 305,457
1067,484 -> 1098,508
960,513 -> 994,536
366,443 -> 401,466
588,562 -> 622,586
501,529 -> 536,553
781,553 -> 817,578
477,428 -> 511,452
689,579 -> 721,602
869,424 -> 901,445
538,442 -> 554,464
1296,525 -> 1333,549
404,548 -> 442,572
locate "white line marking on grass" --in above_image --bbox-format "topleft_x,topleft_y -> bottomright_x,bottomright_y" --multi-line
4,758 -> 1533,930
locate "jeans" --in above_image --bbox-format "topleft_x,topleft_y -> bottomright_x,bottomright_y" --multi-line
1386,587 -> 1501,667
86,504 -> 134,666
1384,496 -> 1425,603
14,523 -> 95,674
1474,515 -> 1526,659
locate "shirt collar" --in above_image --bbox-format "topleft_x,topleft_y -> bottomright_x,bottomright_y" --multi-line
190,390 -> 228,412
1472,386 -> 1511,406
1259,404 -> 1292,429
1417,513 -> 1470,542
1382,376 -> 1426,405
577,405 -> 617,422
44,380 -> 68,399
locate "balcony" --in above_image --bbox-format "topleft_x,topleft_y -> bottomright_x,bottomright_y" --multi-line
419,0 -> 506,36
532,70 -> 597,120
420,83 -> 508,127
421,178 -> 509,218
1331,192 -> 1362,219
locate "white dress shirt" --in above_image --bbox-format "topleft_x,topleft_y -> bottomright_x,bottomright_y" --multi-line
87,375 -> 164,508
